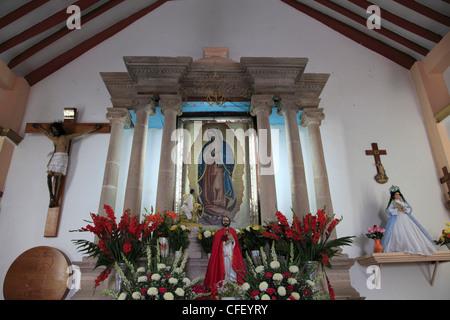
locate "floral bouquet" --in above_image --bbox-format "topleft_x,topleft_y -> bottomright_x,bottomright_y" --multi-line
197,228 -> 217,254
365,225 -> 385,240
434,222 -> 450,247
71,205 -> 150,288
101,242 -> 207,300
240,225 -> 267,252
168,224 -> 191,252
240,243 -> 328,300
143,207 -> 179,239
263,210 -> 354,268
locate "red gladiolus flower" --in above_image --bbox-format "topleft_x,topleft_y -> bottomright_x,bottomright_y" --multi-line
141,288 -> 147,295
123,239 -> 132,254
287,285 -> 294,292
304,289 -> 310,296
313,232 -> 320,243
265,272 -> 272,278
266,288 -> 275,295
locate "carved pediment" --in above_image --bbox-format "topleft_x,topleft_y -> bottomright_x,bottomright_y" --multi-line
101,49 -> 329,108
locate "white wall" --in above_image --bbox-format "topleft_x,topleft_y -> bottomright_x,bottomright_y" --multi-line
1,0 -> 449,300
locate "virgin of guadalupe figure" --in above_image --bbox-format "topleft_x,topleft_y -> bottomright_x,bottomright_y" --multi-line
198,130 -> 236,226
381,185 -> 436,256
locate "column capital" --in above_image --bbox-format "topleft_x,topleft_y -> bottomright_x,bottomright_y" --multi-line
250,94 -> 274,116
131,95 -> 156,115
277,95 -> 301,116
159,94 -> 183,116
300,108 -> 325,127
106,107 -> 131,127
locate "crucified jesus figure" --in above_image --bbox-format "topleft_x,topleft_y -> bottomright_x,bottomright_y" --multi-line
33,122 -> 102,207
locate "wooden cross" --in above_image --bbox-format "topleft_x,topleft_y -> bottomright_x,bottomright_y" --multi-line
439,166 -> 450,197
365,143 -> 388,183
25,109 -> 110,237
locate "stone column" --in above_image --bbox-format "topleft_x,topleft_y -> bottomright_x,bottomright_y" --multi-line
300,108 -> 337,239
123,96 -> 155,217
250,94 -> 278,223
156,94 -> 183,212
278,95 -> 309,217
98,108 -> 131,216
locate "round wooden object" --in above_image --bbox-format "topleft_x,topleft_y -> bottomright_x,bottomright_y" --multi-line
3,246 -> 71,300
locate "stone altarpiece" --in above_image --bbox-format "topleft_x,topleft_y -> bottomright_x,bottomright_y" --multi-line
70,48 -> 361,300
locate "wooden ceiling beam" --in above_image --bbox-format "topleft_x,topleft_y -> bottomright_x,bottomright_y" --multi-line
281,0 -> 417,69
25,0 -> 170,86
0,0 -> 104,54
8,0 -> 127,69
313,0 -> 429,56
348,0 -> 443,43
0,0 -> 52,29
393,0 -> 450,27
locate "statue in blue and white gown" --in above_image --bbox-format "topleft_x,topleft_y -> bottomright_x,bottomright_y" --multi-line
381,191 -> 436,256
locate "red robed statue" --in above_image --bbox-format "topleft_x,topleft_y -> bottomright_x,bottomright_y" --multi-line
204,216 -> 246,288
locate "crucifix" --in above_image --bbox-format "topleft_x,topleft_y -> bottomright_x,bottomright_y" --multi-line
25,108 -> 110,237
365,143 -> 388,184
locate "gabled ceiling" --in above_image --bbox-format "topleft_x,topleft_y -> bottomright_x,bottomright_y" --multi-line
0,0 -> 448,87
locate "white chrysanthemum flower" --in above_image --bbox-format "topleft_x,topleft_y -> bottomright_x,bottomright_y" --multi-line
175,288 -> 185,297
204,231 -> 212,238
270,261 -> 280,269
169,277 -> 178,285
273,273 -> 283,281
291,292 -> 300,300
287,278 -> 297,285
277,286 -> 286,296
255,266 -> 265,273
151,274 -> 161,281
182,277 -> 191,286
163,292 -> 174,300
261,294 -> 270,300
136,267 -> 146,273
306,280 -> 315,287
118,292 -> 127,300
289,265 -> 299,273
241,282 -> 250,291
138,275 -> 148,283
132,292 -> 141,300
157,263 -> 166,270
259,281 -> 268,291
147,287 -> 158,296
180,225 -> 186,230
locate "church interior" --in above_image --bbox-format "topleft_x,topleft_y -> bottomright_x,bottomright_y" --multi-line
0,0 -> 449,301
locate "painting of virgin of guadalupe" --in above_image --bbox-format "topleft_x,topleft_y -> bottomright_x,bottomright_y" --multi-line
176,118 -> 259,228
198,130 -> 237,225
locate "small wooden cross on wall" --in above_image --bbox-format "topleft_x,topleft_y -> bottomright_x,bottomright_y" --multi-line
365,143 -> 388,184
439,166 -> 450,207
25,108 -> 110,237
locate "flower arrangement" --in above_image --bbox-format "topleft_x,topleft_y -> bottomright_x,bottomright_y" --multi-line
240,243 -> 328,300
101,243 -> 207,300
434,222 -> 450,246
143,207 -> 179,239
240,225 -> 267,252
365,225 -> 385,240
263,209 -> 354,268
168,224 -> 191,251
71,205 -> 151,288
197,228 -> 217,254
